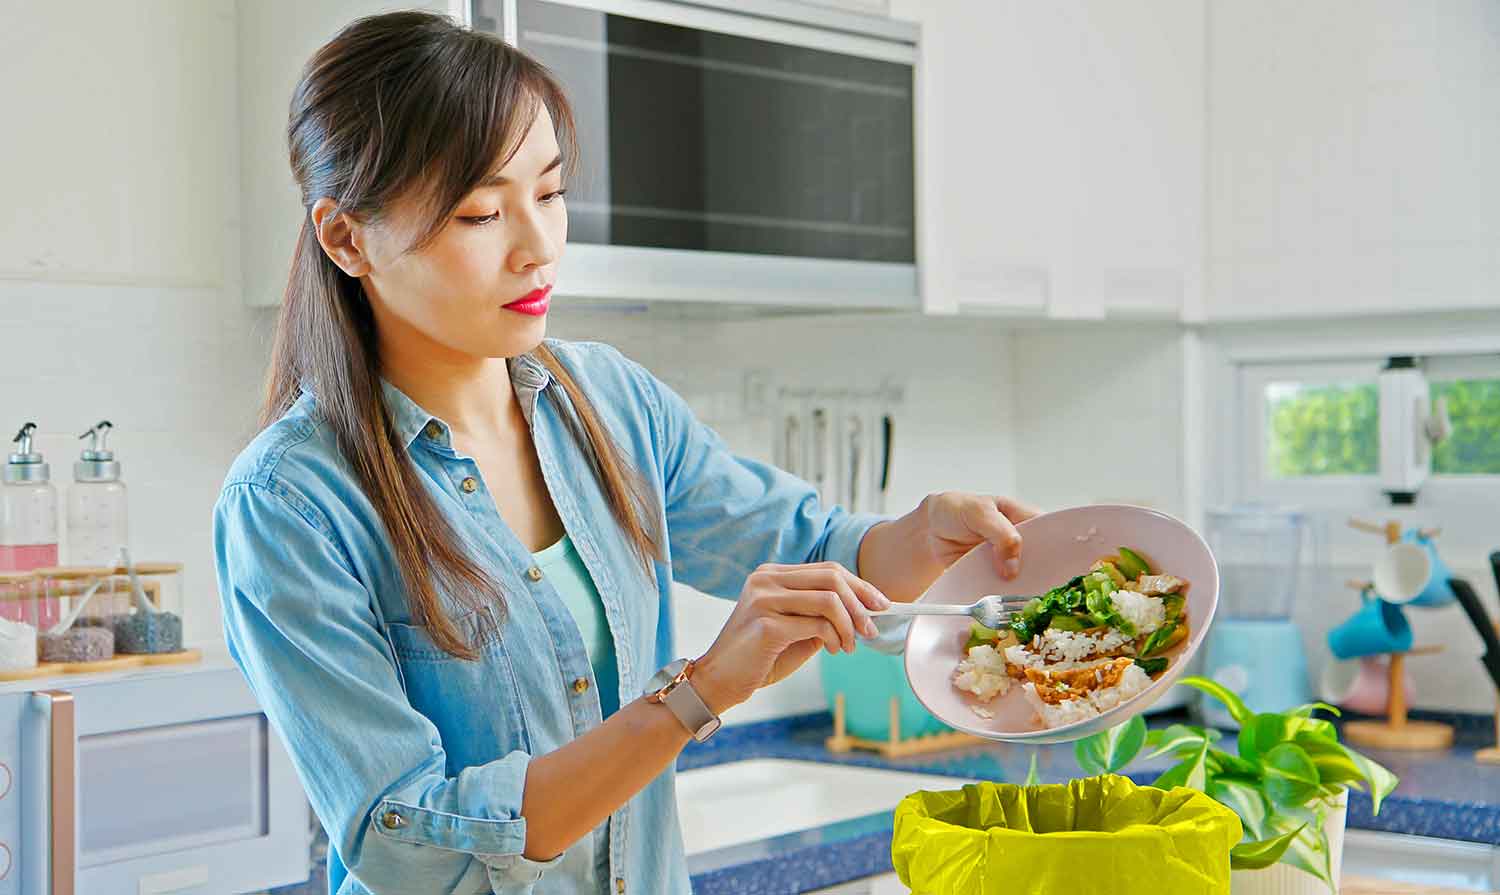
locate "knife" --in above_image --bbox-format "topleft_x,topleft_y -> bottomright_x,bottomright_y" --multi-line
1451,572 -> 1500,695
878,413 -> 893,514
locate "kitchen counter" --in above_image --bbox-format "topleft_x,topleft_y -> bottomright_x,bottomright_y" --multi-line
679,711 -> 1500,895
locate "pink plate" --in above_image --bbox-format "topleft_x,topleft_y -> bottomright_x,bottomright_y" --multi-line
904,504 -> 1220,744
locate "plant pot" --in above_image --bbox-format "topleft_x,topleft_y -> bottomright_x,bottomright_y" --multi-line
1230,789 -> 1348,895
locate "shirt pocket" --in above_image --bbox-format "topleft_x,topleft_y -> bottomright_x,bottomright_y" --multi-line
384,606 -> 532,769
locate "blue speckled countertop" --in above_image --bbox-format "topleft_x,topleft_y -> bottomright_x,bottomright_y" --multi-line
679,710 -> 1500,895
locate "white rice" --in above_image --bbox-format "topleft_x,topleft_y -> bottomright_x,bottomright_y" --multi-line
1111,590 -> 1166,635
953,644 -> 1011,702
1004,626 -> 1133,670
1021,662 -> 1153,729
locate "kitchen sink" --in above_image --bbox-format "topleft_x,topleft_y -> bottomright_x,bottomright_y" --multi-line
674,759 -> 974,856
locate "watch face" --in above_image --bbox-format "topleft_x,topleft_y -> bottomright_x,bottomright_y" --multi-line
647,658 -> 689,694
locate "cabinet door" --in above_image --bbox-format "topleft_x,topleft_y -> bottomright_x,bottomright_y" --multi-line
895,0 -> 1203,318
236,0 -> 468,307
0,1 -> 235,288
1207,0 -> 1500,320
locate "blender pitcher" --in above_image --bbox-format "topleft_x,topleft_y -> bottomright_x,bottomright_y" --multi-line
1199,505 -> 1318,726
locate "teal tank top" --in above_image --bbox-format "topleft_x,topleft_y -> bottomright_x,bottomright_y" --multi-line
531,534 -> 619,717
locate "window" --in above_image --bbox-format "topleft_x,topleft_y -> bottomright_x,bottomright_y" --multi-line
1430,376 -> 1500,475
1236,355 -> 1500,507
1264,381 -> 1379,478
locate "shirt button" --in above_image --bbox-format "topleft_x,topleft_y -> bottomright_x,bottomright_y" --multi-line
460,476 -> 477,493
616,879 -> 625,894
572,677 -> 590,695
381,810 -> 405,830
424,422 -> 442,440
526,566 -> 544,582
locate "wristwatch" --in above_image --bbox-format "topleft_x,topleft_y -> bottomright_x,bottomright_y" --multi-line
645,658 -> 721,742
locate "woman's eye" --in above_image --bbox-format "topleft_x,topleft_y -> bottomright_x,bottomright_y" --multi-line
459,212 -> 500,226
539,189 -> 568,205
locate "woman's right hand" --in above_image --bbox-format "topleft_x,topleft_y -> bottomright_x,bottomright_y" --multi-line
691,561 -> 891,714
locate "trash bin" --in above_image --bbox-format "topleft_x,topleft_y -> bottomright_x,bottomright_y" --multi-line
892,774 -> 1242,895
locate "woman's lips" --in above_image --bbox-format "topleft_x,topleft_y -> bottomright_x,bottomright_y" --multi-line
503,285 -> 552,316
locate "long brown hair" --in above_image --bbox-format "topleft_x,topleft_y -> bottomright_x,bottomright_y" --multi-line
262,10 -> 659,660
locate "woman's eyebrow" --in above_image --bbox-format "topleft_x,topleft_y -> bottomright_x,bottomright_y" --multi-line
478,153 -> 563,188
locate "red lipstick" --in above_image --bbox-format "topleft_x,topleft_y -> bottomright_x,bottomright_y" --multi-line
503,285 -> 552,316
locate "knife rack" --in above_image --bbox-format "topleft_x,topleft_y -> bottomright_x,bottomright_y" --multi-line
1342,519 -> 1455,752
825,692 -> 985,758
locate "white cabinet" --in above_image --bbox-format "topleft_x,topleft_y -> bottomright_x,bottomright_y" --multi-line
0,1 -> 237,288
236,0 -> 466,308
895,1 -> 1205,319
1206,0 -> 1500,320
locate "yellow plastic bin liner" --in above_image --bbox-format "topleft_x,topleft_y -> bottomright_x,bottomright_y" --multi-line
892,774 -> 1242,895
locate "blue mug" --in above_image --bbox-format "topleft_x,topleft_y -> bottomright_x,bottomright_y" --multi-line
1328,591 -> 1413,659
1402,530 -> 1455,608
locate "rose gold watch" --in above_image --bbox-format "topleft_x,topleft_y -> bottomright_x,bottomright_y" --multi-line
644,658 -> 721,742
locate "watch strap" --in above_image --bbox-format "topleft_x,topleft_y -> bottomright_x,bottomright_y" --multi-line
661,672 -> 721,742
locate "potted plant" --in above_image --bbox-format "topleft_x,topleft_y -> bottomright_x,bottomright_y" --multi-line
1073,676 -> 1398,893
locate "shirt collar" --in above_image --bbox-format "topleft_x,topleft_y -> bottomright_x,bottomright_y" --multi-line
379,352 -> 554,451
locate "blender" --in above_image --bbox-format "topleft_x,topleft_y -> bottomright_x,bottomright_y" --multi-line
1198,505 -> 1317,727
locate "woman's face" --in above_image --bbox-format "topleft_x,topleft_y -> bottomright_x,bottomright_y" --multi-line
356,105 -> 568,361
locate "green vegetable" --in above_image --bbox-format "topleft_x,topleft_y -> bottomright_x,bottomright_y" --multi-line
1073,676 -> 1398,890
1134,656 -> 1169,675
1084,571 -> 1136,636
1161,592 -> 1185,622
1116,546 -> 1152,580
1008,576 -> 1089,642
1047,614 -> 1090,631
965,621 -> 1001,651
1138,619 -> 1179,657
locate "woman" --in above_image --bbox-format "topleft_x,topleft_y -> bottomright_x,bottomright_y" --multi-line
214,11 -> 1036,895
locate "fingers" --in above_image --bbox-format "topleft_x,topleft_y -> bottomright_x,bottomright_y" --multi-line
763,589 -> 858,651
763,563 -> 887,640
996,495 -> 1042,524
965,498 -> 1025,580
770,614 -> 844,657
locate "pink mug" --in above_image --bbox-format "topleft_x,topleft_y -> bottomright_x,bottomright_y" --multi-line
1320,655 -> 1413,715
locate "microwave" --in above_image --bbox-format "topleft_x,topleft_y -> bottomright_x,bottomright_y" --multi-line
470,0 -> 921,311
0,653 -> 310,895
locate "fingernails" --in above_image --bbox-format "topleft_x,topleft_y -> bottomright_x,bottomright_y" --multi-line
1004,557 -> 1021,579
863,619 -> 879,639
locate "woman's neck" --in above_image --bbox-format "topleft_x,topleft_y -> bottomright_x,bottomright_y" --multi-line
379,332 -> 522,442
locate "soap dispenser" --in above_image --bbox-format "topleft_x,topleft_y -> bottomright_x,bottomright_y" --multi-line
1,423 -> 60,572
68,420 -> 129,567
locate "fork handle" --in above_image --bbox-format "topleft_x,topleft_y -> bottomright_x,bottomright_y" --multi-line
870,603 -> 972,618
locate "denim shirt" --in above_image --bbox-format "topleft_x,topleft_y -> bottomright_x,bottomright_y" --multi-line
212,340 -> 886,895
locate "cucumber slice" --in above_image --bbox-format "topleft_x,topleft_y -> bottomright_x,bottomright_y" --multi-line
1116,547 -> 1152,580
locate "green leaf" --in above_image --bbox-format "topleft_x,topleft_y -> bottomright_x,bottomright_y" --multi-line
1209,777 -> 1270,840
1299,740 -> 1368,788
1240,712 -> 1337,762
1344,747 -> 1399,815
1025,751 -> 1041,786
1290,702 -> 1342,719
1176,676 -> 1253,726
1154,739 -> 1210,792
1208,748 -> 1260,778
1144,723 -> 1220,759
1075,715 -> 1147,775
1229,825 -> 1305,870
1263,743 -> 1321,808
1271,811 -> 1335,890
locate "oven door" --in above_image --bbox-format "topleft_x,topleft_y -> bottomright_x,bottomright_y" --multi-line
472,0 -> 920,311
19,664 -> 309,895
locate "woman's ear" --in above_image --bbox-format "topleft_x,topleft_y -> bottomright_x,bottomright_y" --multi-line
310,197 -> 372,277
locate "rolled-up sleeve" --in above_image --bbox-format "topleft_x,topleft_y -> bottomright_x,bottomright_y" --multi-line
624,358 -> 889,598
214,481 -> 555,893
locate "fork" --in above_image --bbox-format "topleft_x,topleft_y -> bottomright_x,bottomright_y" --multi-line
871,595 -> 1031,630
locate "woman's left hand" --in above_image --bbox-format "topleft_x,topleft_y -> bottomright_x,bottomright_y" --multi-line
917,492 -> 1041,580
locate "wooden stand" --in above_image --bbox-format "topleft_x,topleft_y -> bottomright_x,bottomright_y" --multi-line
1342,520 -> 1455,752
825,692 -> 984,758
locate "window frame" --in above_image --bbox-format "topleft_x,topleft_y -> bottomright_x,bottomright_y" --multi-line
1234,353 -> 1500,509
